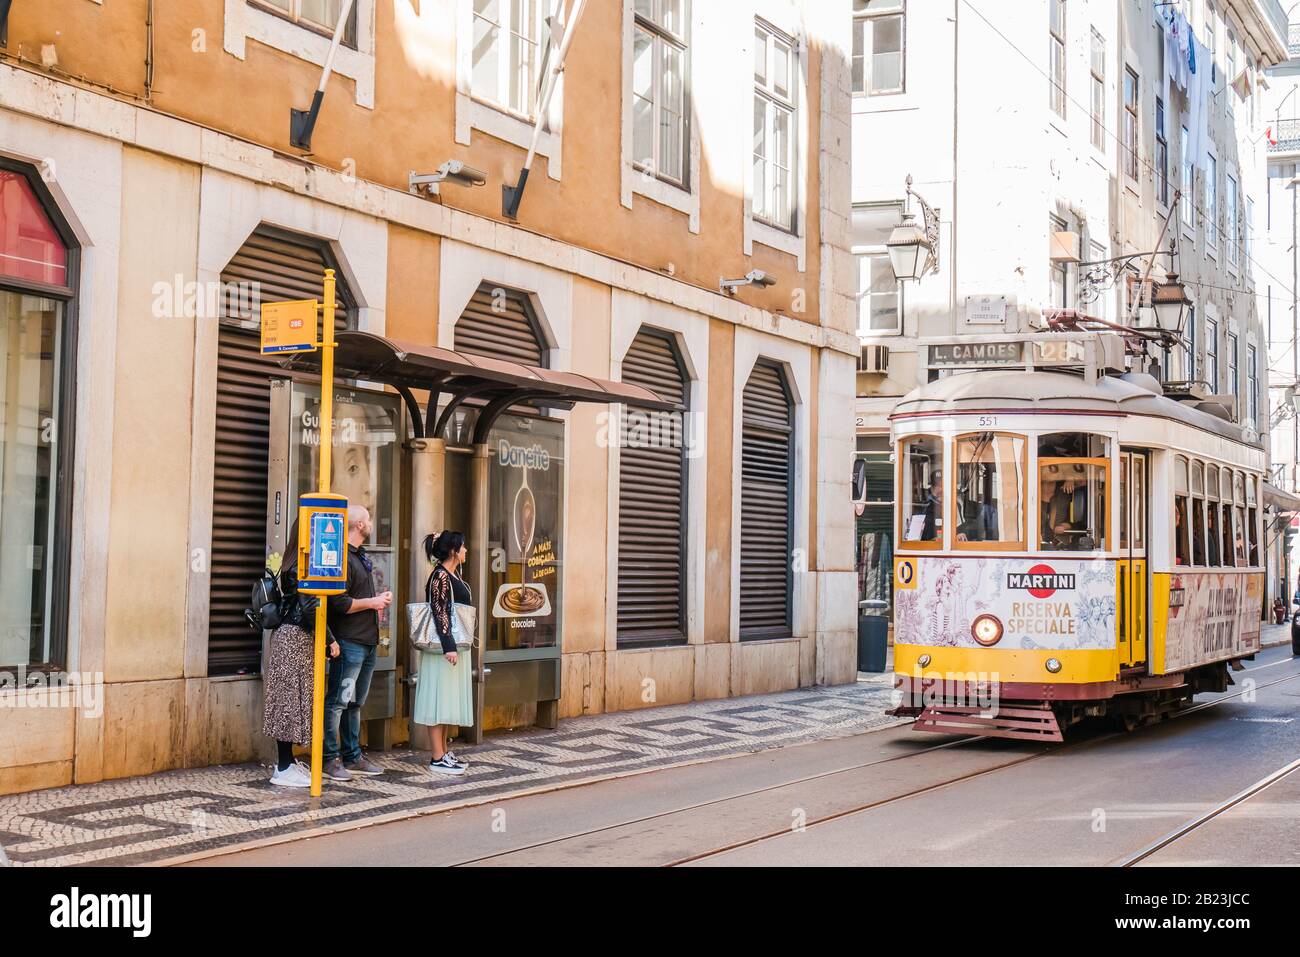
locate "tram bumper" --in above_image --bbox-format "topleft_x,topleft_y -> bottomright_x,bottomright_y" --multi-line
889,675 -> 1065,742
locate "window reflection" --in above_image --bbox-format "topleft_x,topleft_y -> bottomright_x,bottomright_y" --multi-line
954,432 -> 1024,546
900,436 -> 943,546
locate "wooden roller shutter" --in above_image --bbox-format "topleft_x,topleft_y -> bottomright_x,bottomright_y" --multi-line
208,227 -> 354,675
453,283 -> 546,367
739,360 -> 794,640
617,329 -> 689,646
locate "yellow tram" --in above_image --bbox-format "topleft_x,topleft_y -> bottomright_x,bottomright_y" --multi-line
888,359 -> 1266,741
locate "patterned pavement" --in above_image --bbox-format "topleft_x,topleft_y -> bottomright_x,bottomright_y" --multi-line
0,676 -> 900,867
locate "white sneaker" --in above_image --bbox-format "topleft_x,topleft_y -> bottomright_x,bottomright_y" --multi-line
270,762 -> 311,788
428,754 -> 467,776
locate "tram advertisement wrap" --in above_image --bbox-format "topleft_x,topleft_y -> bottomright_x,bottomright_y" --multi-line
894,556 -> 1115,650
1161,572 -> 1263,672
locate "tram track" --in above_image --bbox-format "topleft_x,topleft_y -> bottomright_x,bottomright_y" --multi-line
449,659 -> 1300,867
1113,756 -> 1300,866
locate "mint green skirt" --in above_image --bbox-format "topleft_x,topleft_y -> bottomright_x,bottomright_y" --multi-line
413,648 -> 473,727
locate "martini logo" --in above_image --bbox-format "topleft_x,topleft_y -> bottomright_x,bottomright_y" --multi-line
1007,564 -> 1075,598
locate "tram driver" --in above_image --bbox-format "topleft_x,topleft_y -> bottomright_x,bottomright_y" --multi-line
1040,464 -> 1093,550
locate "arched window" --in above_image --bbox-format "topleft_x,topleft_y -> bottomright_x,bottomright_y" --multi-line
739,360 -> 794,640
616,328 -> 689,647
0,161 -> 76,670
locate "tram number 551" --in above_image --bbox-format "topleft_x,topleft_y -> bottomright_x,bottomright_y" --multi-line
977,416 -> 998,428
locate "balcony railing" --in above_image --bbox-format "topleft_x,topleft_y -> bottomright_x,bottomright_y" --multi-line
1270,117 -> 1300,152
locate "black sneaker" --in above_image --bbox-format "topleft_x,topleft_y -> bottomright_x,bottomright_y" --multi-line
443,750 -> 468,769
428,754 -> 466,776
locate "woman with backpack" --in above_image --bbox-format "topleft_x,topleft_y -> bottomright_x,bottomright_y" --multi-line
413,530 -> 474,775
263,519 -> 340,788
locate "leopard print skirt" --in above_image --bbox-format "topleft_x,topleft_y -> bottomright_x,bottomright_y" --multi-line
262,624 -> 315,745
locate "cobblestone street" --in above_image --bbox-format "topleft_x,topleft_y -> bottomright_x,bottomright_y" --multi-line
0,676 -> 898,867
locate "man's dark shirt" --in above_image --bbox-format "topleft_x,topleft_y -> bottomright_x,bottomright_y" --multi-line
327,544 -> 379,646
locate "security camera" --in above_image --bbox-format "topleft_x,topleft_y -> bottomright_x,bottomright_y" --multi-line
720,269 -> 779,296
409,160 -> 488,196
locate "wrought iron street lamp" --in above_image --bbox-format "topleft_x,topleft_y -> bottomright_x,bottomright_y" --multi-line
887,175 -> 940,282
1150,270 -> 1192,334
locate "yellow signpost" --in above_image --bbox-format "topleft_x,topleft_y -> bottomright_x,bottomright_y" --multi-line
260,269 -> 345,798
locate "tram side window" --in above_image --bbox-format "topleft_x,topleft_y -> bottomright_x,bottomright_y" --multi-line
1205,465 -> 1221,566
1247,475 -> 1259,566
1038,433 -> 1109,552
901,436 -> 944,546
1174,456 -> 1191,566
1190,460 -> 1206,566
955,432 -> 1025,546
1232,471 -> 1247,567
1220,469 -> 1235,568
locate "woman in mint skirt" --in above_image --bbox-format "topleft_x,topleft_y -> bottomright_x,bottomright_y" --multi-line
414,530 -> 474,775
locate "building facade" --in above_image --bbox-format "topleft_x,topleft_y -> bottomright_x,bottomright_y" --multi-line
0,0 -> 858,795
850,0 -> 1289,619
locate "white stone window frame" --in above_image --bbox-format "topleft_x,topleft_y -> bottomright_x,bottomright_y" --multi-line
852,201 -> 904,338
728,329 -> 811,644
619,0 -> 701,232
744,4 -> 808,271
223,0 -> 376,109
455,0 -> 565,181
604,291 -> 709,650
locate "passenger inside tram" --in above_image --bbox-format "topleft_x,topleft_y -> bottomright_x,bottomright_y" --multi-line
1037,433 -> 1107,552
1206,507 -> 1221,566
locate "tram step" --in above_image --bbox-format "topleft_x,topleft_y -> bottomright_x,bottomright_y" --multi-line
913,704 -> 1064,742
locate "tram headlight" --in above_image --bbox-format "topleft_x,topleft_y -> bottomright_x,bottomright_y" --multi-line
1045,657 -> 1063,674
970,614 -> 1003,647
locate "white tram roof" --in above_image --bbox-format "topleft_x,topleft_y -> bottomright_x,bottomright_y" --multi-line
892,370 -> 1257,448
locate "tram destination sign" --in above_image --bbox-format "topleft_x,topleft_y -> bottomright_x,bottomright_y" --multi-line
929,341 -> 1024,367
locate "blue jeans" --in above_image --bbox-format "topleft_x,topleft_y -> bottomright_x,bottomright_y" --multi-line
324,639 -> 377,763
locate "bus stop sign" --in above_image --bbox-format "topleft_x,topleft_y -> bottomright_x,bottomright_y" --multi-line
297,493 -> 348,595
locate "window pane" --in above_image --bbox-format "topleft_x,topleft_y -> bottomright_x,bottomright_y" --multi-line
632,28 -> 655,167
659,44 -> 685,182
1191,497 -> 1205,565
858,255 -> 899,333
902,436 -> 944,544
871,16 -> 903,93
773,38 -> 791,98
1132,458 -> 1145,548
0,292 -> 60,668
956,433 -> 1025,544
852,19 -> 866,93
1175,495 -> 1191,565
754,26 -> 767,84
753,98 -> 767,219
660,0 -> 685,36
299,0 -> 345,30
864,0 -> 904,10
472,4 -> 502,105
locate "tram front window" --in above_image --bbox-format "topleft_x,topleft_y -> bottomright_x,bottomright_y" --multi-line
901,435 -> 944,546
955,432 -> 1025,546
1038,433 -> 1109,552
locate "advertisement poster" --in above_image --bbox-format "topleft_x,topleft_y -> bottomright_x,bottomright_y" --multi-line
293,386 -> 400,654
894,555 -> 1116,650
487,414 -> 564,651
1163,572 -> 1264,671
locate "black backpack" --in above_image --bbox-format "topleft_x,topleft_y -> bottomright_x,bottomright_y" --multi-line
244,567 -> 284,632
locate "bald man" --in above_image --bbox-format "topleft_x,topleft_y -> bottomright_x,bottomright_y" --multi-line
323,505 -> 393,781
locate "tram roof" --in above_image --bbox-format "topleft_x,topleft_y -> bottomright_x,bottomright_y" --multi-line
891,370 -> 1257,447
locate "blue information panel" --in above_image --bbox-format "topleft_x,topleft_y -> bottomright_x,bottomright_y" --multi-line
298,493 -> 348,595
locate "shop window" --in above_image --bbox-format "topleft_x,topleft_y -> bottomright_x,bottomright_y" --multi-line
900,435 -> 944,548
1037,433 -> 1109,552
0,163 -> 75,672
954,432 -> 1025,548
1191,459 -> 1206,566
1174,456 -> 1191,566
